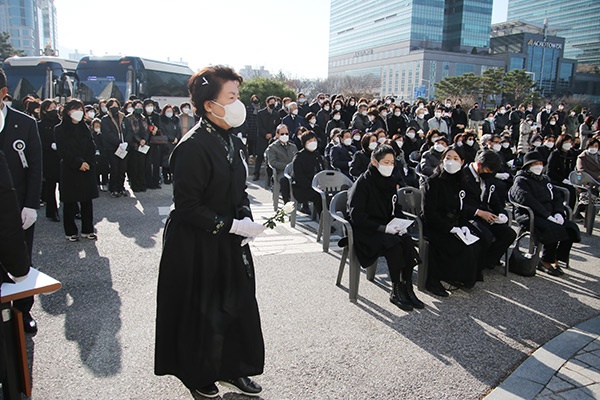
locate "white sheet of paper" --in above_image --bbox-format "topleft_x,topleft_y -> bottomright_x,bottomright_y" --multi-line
450,226 -> 480,245
137,144 -> 150,154
387,218 -> 414,232
114,147 -> 128,159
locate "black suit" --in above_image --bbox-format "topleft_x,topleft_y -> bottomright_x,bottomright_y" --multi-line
0,106 -> 41,317
255,107 -> 280,177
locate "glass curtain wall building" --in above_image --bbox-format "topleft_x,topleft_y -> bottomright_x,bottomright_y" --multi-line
507,0 -> 600,67
0,0 -> 58,56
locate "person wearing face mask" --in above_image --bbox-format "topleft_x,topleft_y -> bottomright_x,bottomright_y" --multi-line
53,99 -> 99,242
510,151 -> 581,276
408,107 -> 430,137
422,146 -> 483,296
427,106 -> 449,135
143,99 -> 165,190
462,150 -> 516,271
493,106 -> 509,135
292,131 -> 325,215
90,118 -> 109,193
282,102 -> 308,140
156,66 -> 266,399
388,105 -> 407,136
84,105 -> 96,125
25,99 -> 41,121
402,127 -> 424,165
242,95 -> 260,157
178,102 -> 197,139
365,108 -> 381,133
266,125 -> 297,204
101,98 -> 132,197
565,108 -> 579,136
331,99 -> 348,125
576,138 -> 600,206
348,145 -> 424,311
482,111 -> 496,137
124,100 -> 149,192
325,109 -> 346,136
97,100 -> 108,118
509,103 -> 526,145
517,114 -> 535,160
350,103 -> 369,132
324,128 -> 342,168
350,132 -> 377,179
159,105 -> 182,185
537,102 -> 553,128
304,112 -> 326,153
419,135 -> 449,179
390,133 -> 418,188
316,99 -> 332,129
451,103 -> 468,138
37,99 -> 61,222
535,135 -> 556,164
468,102 -> 484,130
543,115 -> 560,138
499,135 -> 515,167
331,129 -> 357,179
546,134 -> 577,210
418,129 -> 443,159
254,96 -> 280,181
296,93 -> 310,117
344,97 -> 357,125
461,131 -> 479,164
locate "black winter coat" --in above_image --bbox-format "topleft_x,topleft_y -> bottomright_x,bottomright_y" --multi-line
509,169 -> 563,223
350,149 -> 371,179
54,120 -> 99,203
388,115 -> 406,136
256,108 -> 280,154
101,113 -> 131,153
38,117 -> 61,181
331,143 -> 356,178
291,148 -> 324,203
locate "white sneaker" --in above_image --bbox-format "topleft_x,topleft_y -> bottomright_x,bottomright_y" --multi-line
81,233 -> 97,240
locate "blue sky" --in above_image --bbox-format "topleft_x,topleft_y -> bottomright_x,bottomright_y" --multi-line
55,0 -> 510,79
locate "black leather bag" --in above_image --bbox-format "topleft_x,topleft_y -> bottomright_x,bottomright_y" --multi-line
508,232 -> 539,277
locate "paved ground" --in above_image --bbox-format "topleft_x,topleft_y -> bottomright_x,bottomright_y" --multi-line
4,175 -> 600,399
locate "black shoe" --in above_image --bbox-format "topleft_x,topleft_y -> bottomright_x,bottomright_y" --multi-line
219,377 -> 262,396
22,313 -> 38,335
555,265 -> 565,276
299,205 -> 311,214
538,261 -> 561,277
404,281 -> 425,309
119,190 -> 128,197
390,282 -> 413,311
426,280 -> 449,297
111,192 -> 120,198
252,175 -> 260,182
573,212 -> 584,222
191,383 -> 220,399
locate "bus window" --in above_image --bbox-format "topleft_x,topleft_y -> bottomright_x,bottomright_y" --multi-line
126,67 -> 134,100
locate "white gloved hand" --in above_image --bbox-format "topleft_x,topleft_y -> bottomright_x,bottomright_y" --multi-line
241,237 -> 254,247
554,213 -> 565,225
547,215 -> 559,224
21,207 -> 37,230
495,172 -> 510,180
385,221 -> 400,235
230,217 -> 267,238
51,142 -> 57,151
562,178 -> 571,186
348,161 -> 352,167
495,213 -> 508,224
8,272 -> 28,283
119,142 -> 128,150
396,228 -> 407,236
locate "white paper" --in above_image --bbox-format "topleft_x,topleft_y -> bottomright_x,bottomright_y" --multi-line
387,218 -> 414,232
137,144 -> 150,154
114,147 -> 128,159
450,226 -> 480,245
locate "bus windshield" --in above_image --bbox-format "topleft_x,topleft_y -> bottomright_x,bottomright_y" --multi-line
3,62 -> 64,101
76,61 -> 130,103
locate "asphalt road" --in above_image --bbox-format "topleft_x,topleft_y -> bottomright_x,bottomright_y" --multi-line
11,178 -> 600,400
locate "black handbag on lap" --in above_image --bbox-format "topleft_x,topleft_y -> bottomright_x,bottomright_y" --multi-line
508,232 -> 539,277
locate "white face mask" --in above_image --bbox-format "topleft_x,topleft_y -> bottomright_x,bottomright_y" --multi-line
443,160 -> 461,174
210,99 -> 247,128
305,141 -> 318,152
291,109 -> 298,115
385,100 -> 392,105
431,136 -> 440,142
101,106 -> 108,113
533,141 -> 542,147
434,143 -> 446,153
456,141 -> 463,147
324,106 -> 330,111
368,116 -> 375,122
361,110 -> 368,116
395,140 -> 403,148
380,112 -> 387,118
466,139 -> 475,146
165,111 -> 174,118
279,134 -> 289,143
502,142 -> 510,149
368,141 -> 378,150
343,138 -> 352,146
492,144 -> 502,152
298,98 -> 306,104
445,103 -> 451,108
70,110 -> 84,122
378,137 -> 386,144
126,107 -> 134,114
353,134 -> 361,141
499,110 -> 506,115
309,119 -> 316,125
529,165 -> 544,175
334,104 -> 341,111
145,106 -> 154,114
406,132 -> 416,139
588,147 -> 599,155
550,121 -> 556,125
94,127 -> 101,133
182,107 -> 190,114
377,163 -> 394,177
87,111 -> 96,119
394,112 -> 401,117
544,141 -> 555,149
333,115 -> 341,121
4,101 -> 12,108
435,112 -> 442,118
350,101 -> 355,106
562,143 -> 572,151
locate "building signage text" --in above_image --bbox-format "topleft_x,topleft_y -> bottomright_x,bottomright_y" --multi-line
527,39 -> 563,50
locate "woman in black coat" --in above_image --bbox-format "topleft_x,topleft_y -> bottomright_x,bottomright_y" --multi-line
38,99 -> 61,221
388,106 -> 407,137
325,109 -> 346,136
159,104 -> 182,184
509,151 -> 580,276
101,98 -> 131,197
155,66 -> 265,399
421,146 -> 483,297
292,132 -> 325,214
348,145 -> 423,311
90,118 -> 109,192
350,133 -> 377,179
330,130 -> 357,179
54,99 -> 99,241
546,134 -> 577,209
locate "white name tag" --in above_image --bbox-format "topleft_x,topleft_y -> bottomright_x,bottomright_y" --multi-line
114,147 -> 128,159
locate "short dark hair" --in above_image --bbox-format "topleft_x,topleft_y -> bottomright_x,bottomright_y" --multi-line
40,99 -> 56,117
586,138 -> 600,149
475,150 -> 502,173
106,98 -> 121,109
371,144 -> 395,162
301,131 -> 317,147
188,65 -> 243,118
555,134 -> 572,150
61,98 -> 84,120
160,104 -> 173,115
180,102 -> 191,109
361,132 -> 375,152
266,96 -> 276,104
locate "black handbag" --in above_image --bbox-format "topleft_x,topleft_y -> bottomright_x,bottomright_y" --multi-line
508,232 -> 539,277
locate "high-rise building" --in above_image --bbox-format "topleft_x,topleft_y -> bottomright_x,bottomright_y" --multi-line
0,0 -> 58,57
328,0 -> 502,99
507,0 -> 600,67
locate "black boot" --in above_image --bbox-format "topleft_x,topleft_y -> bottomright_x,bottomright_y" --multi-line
404,281 -> 425,309
390,282 -> 413,311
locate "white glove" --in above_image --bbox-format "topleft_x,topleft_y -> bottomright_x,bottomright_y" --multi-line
396,228 -> 407,236
51,142 -> 57,151
8,272 -> 28,283
562,178 -> 571,186
495,172 -> 510,180
348,161 -> 352,167
119,142 -> 128,150
385,221 -> 400,235
554,213 -> 565,225
229,217 -> 267,238
547,215 -> 559,224
495,214 -> 508,224
21,207 -> 37,230
241,237 -> 254,247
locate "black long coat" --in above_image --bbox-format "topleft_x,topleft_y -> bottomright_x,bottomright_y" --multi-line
291,148 -> 324,203
155,118 -> 264,389
38,117 -> 61,181
54,120 -> 99,203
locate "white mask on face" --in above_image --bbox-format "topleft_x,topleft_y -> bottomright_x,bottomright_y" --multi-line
145,106 -> 154,114
434,143 -> 446,153
309,119 -> 316,125
368,115 -> 375,122
406,132 -> 416,139
456,141 -> 463,147
588,147 -> 599,155
324,106 -> 330,111
361,110 -> 368,116
165,111 -> 173,118
417,114 -> 424,119
279,134 -> 289,143
305,141 -> 318,152
502,142 -> 510,149
368,141 -> 378,150
549,121 -> 556,125
87,111 -> 96,119
380,112 -> 388,118
435,112 -> 442,118
533,141 -> 542,147
394,111 -> 401,117
334,104 -> 341,111
466,139 -> 475,146
70,110 -> 84,122
333,115 -> 341,121
431,136 -> 440,142
343,138 -> 353,146
377,163 -> 394,177
395,140 -> 403,148
492,144 -> 502,152
544,141 -> 555,149
291,109 -> 298,115
353,134 -> 361,141
378,137 -> 386,144
210,99 -> 247,128
529,165 -> 544,175
101,106 -> 108,113
182,107 -> 190,114
443,160 -> 461,174
94,127 -> 101,133
4,101 -> 12,108
350,101 -> 355,106
562,143 -> 572,151
126,107 -> 134,114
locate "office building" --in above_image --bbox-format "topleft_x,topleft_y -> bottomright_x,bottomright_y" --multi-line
328,0 -> 502,99
507,0 -> 600,67
0,0 -> 58,57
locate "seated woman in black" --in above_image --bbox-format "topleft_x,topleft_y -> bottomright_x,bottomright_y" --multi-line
331,129 -> 357,179
390,134 -> 418,188
350,132 -> 377,179
421,146 -> 483,297
348,145 -> 424,311
509,151 -> 580,276
292,131 -> 325,215
546,134 -> 577,210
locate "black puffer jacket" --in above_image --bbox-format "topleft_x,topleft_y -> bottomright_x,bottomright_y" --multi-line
509,169 -> 564,225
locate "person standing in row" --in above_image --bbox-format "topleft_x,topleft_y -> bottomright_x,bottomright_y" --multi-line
54,99 -> 99,242
254,96 -> 280,182
101,98 -> 130,197
125,100 -> 149,192
38,99 -> 61,222
159,104 -> 181,185
145,99 -> 164,189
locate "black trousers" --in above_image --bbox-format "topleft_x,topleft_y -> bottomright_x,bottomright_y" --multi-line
109,154 -> 127,193
472,219 -> 516,268
13,224 -> 34,316
128,151 -> 146,191
44,178 -> 59,218
146,144 -> 162,187
279,177 -> 290,203
382,238 -> 416,284
534,218 -> 580,263
63,200 -> 93,236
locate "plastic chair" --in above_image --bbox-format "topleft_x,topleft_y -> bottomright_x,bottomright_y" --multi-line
329,190 -> 376,302
569,170 -> 600,236
270,165 -> 281,211
283,163 -> 297,227
312,170 -> 354,252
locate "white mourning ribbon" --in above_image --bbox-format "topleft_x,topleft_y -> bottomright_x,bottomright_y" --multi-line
13,139 -> 28,168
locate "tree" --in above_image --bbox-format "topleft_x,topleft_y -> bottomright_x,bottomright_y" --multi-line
239,77 -> 296,105
480,67 -> 504,108
0,32 -> 24,62
503,69 -> 537,105
434,73 -> 480,105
